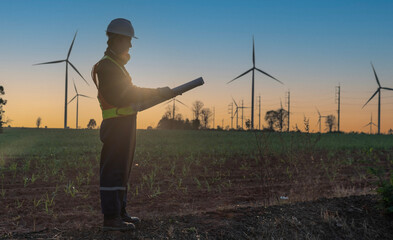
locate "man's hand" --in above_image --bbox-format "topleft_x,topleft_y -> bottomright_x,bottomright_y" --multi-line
157,87 -> 176,99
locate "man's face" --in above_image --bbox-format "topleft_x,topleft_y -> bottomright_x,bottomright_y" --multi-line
115,36 -> 132,55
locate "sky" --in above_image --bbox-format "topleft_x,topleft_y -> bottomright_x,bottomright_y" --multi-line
0,0 -> 393,132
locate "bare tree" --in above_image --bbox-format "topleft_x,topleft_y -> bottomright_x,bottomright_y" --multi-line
163,105 -> 173,119
325,115 -> 336,132
192,100 -> 204,120
87,119 -> 97,129
264,110 -> 276,130
200,108 -> 212,128
36,117 -> 42,128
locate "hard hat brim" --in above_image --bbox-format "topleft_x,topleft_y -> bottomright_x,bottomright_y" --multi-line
106,31 -> 138,39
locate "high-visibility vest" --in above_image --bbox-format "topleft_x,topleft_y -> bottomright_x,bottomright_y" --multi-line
92,55 -> 136,120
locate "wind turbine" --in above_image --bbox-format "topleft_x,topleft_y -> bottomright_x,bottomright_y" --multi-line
34,31 -> 88,129
232,97 -> 240,129
228,36 -> 283,129
316,108 -> 327,133
163,98 -> 188,120
68,80 -> 93,129
362,63 -> 393,134
364,113 -> 377,134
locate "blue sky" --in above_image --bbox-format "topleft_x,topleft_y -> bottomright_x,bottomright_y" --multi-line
1,0 -> 393,131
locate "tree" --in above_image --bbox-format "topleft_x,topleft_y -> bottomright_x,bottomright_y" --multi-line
264,108 -> 288,132
192,100 -> 204,120
87,119 -> 97,129
264,110 -> 276,130
245,119 -> 251,130
200,108 -> 212,128
36,117 -> 42,128
325,115 -> 336,132
0,86 -> 6,133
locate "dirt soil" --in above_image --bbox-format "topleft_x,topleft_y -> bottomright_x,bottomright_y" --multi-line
1,148 -> 392,239
3,194 -> 392,239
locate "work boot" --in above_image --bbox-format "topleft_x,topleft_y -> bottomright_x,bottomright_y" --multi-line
103,216 -> 135,232
121,211 -> 141,225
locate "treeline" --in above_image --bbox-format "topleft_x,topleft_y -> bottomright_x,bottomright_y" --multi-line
156,100 -> 209,130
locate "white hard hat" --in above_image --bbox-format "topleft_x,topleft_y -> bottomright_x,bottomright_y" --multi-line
106,18 -> 138,39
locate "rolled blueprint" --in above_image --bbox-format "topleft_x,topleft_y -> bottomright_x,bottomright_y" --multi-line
135,77 -> 204,112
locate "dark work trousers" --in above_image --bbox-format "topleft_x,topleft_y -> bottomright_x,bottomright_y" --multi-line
99,114 -> 137,215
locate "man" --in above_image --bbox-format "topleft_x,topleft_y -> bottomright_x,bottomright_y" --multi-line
92,18 -> 174,231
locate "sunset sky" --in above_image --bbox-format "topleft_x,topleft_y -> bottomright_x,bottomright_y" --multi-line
1,0 -> 393,132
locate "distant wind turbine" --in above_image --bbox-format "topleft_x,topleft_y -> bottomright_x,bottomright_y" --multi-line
362,63 -> 393,134
164,98 -> 188,120
68,80 -> 93,129
316,108 -> 327,133
34,31 -> 88,129
232,97 -> 240,129
228,36 -> 283,129
363,113 -> 377,134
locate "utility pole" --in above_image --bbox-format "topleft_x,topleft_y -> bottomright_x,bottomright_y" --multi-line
258,95 -> 261,130
335,84 -> 341,132
241,100 -> 244,129
172,99 -> 176,120
228,103 -> 233,129
213,107 -> 215,129
222,119 -> 224,129
286,91 -> 290,132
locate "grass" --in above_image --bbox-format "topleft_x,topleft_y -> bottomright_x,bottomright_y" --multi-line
0,127 -> 393,233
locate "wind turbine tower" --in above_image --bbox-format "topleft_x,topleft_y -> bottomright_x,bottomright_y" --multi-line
68,80 -> 93,129
164,98 -> 188,120
35,31 -> 88,129
228,36 -> 283,129
362,63 -> 393,134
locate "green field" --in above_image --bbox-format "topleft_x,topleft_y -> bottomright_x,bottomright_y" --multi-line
1,128 -> 393,159
0,128 -> 392,236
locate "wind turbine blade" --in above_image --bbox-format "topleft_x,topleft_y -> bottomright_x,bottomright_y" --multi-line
34,60 -> 65,65
79,94 -> 93,99
163,99 -> 173,105
175,99 -> 188,107
73,80 -> 78,94
316,107 -> 321,116
255,68 -> 283,84
67,31 -> 77,60
372,123 -> 377,126
68,61 -> 89,85
231,97 -> 238,107
371,63 -> 381,87
362,89 -> 379,109
68,95 -> 77,104
227,68 -> 253,84
364,123 -> 371,127
381,87 -> 393,91
234,109 -> 238,116
252,36 -> 255,67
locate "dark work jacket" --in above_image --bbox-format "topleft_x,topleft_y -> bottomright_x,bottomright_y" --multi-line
94,49 -> 158,109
